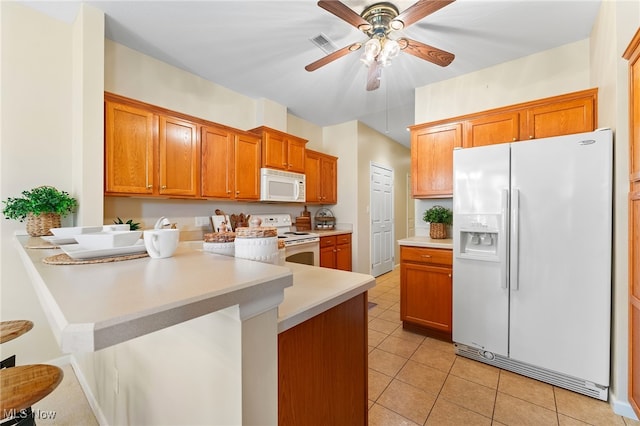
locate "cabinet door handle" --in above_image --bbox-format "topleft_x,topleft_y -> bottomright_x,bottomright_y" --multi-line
449,273 -> 452,278
161,185 -> 167,189
421,254 -> 432,258
529,135 -> 534,139
146,185 -> 152,189
227,190 -> 231,194
236,190 -> 240,194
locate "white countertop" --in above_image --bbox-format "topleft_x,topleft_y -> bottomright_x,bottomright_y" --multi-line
16,236 -> 293,352
15,236 -> 375,351
397,236 -> 453,249
278,262 -> 375,333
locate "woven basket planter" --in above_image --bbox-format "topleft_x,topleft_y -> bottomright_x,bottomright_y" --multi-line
26,212 -> 61,237
429,223 -> 447,239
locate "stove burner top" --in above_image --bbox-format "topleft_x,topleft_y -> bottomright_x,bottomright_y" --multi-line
284,231 -> 309,236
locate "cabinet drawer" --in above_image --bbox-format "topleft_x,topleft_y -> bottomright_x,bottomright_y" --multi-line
336,234 -> 351,245
400,246 -> 452,266
320,236 -> 336,248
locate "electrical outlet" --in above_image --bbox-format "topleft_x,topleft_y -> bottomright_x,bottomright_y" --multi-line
195,216 -> 210,227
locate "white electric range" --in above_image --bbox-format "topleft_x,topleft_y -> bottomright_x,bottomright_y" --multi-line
250,214 -> 319,266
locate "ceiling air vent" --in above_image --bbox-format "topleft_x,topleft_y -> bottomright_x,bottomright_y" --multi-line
310,33 -> 338,54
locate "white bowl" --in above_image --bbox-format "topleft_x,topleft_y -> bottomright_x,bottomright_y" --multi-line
74,231 -> 142,250
50,226 -> 103,238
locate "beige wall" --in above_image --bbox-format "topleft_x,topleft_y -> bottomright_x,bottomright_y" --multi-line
356,123 -> 411,274
415,39 -> 591,124
590,0 -> 639,418
1,1 -> 74,364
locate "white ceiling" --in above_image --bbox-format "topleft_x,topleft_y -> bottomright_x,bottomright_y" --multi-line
22,0 -> 602,147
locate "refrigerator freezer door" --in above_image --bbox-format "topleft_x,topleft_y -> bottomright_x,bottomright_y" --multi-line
453,144 -> 510,356
508,130 -> 612,385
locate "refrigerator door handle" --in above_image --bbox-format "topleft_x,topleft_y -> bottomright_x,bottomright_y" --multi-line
501,189 -> 509,289
510,188 -> 520,291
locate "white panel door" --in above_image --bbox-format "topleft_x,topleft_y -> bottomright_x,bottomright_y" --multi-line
509,130 -> 612,385
452,144 -> 510,356
371,163 -> 394,277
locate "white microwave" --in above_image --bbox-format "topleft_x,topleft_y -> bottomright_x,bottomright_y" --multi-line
260,168 -> 306,203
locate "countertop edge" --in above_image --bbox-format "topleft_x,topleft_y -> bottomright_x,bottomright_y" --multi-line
397,237 -> 453,249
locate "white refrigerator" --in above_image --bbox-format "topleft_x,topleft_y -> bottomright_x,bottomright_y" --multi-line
452,129 -> 612,400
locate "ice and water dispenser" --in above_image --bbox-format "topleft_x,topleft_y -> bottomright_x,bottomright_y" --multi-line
456,214 -> 502,261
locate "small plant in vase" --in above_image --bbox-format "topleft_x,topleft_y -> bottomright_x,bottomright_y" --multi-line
2,186 -> 78,236
423,205 -> 453,239
114,217 -> 141,231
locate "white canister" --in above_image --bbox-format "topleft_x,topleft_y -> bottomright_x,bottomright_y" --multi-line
203,241 -> 235,257
234,236 -> 278,263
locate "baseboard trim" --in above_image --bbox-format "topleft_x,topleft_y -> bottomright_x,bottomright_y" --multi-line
610,391 -> 639,421
69,355 -> 109,426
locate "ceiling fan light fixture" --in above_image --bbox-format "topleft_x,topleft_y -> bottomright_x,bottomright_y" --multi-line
360,38 -> 381,67
378,38 -> 400,67
390,19 -> 404,30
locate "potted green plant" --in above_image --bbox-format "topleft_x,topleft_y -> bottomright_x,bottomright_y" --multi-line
2,186 -> 78,236
423,205 -> 453,239
114,217 -> 141,230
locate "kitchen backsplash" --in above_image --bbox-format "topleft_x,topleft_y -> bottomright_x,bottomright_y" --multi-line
414,198 -> 453,238
103,197 -> 331,241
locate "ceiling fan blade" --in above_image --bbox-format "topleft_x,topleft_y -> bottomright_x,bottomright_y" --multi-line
366,61 -> 381,91
399,38 -> 454,67
305,43 -> 362,72
317,0 -> 372,31
392,0 -> 455,30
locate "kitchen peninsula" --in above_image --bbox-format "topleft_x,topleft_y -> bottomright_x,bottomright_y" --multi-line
14,235 -> 375,425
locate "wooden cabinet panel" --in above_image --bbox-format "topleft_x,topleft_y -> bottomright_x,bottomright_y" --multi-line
464,112 -> 519,147
278,293 -> 367,425
523,97 -> 595,140
305,149 -> 338,204
234,132 -> 261,200
401,262 -> 452,333
411,123 -> 462,198
201,126 -> 261,200
104,101 -> 155,195
201,125 -> 234,199
159,115 -> 199,197
287,138 -> 307,173
401,246 -> 452,266
625,29 -> 640,419
251,126 -> 307,173
400,246 -> 452,340
320,234 -> 352,271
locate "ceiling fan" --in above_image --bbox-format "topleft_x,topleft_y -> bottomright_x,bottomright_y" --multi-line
305,0 -> 456,91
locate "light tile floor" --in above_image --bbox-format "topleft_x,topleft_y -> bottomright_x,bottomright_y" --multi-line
368,267 -> 639,426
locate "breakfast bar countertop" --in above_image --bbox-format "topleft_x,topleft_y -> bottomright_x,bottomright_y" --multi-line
14,236 -> 375,352
397,236 -> 453,250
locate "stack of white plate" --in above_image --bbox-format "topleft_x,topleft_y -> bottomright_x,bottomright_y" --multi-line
234,237 -> 278,264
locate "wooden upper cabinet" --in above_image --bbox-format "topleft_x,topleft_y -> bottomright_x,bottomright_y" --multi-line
158,115 -> 199,197
234,132 -> 261,200
305,149 -> 337,204
250,126 -> 307,173
411,123 -> 462,198
201,125 -> 234,199
464,112 -> 519,147
105,101 -> 155,195
522,95 -> 595,140
411,89 -> 597,198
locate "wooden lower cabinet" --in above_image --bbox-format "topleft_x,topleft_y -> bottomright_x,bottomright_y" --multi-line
278,292 -> 368,425
319,233 -> 352,271
400,246 -> 453,341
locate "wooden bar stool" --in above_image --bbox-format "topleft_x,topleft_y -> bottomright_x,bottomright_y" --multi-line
0,364 -> 63,426
0,321 -> 34,369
